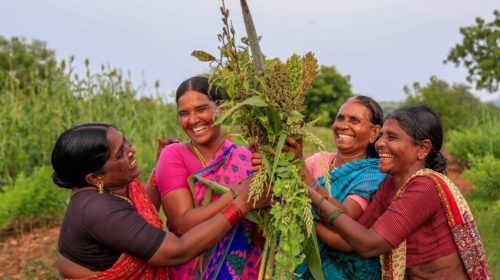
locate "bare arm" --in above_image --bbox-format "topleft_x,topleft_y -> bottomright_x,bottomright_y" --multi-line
161,188 -> 234,236
309,189 -> 393,258
149,178 -> 271,266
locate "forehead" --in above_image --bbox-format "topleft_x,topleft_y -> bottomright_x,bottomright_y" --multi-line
338,101 -> 371,119
106,127 -> 123,151
382,119 -> 407,134
178,90 -> 214,109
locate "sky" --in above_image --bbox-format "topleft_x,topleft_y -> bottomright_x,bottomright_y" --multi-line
2,0 -> 499,102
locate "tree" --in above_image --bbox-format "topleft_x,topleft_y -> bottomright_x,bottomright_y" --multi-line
304,65 -> 353,127
445,10 -> 500,93
404,76 -> 484,131
0,36 -> 64,94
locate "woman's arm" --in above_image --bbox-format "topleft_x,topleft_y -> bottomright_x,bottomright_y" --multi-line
161,188 -> 235,236
149,178 -> 270,266
309,189 -> 393,258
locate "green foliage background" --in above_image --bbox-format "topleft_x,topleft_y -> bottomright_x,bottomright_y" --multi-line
304,65 -> 353,127
0,36 -> 184,230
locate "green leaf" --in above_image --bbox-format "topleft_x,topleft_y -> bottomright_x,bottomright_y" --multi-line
303,230 -> 325,280
269,133 -> 288,185
266,106 -> 283,134
214,95 -> 269,125
287,110 -> 304,125
192,175 -> 263,224
191,50 -> 216,62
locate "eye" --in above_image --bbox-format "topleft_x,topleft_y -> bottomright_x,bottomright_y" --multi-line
350,118 -> 360,124
336,115 -> 344,121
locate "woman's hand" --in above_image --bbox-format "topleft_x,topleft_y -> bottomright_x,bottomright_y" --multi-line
282,136 -> 303,161
156,137 -> 179,160
233,176 -> 272,213
250,136 -> 304,173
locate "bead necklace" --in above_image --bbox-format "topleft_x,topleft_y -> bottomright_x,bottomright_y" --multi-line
109,192 -> 133,206
191,141 -> 208,166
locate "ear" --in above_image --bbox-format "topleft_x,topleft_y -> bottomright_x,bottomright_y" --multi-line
215,100 -> 225,117
417,139 -> 432,160
85,173 -> 102,187
369,125 -> 382,144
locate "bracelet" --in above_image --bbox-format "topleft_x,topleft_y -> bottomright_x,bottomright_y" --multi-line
229,188 -> 237,200
220,203 -> 244,226
326,208 -> 345,226
316,196 -> 328,214
309,180 -> 321,190
148,168 -> 157,187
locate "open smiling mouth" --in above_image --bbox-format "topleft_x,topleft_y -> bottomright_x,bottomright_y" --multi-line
378,153 -> 395,158
192,126 -> 208,134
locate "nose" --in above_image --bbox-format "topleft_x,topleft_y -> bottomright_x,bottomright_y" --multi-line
126,146 -> 135,157
187,114 -> 199,126
375,137 -> 385,149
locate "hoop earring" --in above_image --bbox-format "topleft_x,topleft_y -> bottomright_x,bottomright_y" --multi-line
213,107 -> 221,122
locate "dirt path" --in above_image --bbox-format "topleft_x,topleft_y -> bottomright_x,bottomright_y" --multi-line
0,225 -> 59,279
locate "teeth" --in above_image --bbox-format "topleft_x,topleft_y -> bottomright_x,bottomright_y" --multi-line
192,126 -> 208,134
379,153 -> 395,158
129,159 -> 137,167
338,134 -> 354,139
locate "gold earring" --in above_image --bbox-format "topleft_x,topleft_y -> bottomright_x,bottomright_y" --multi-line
97,181 -> 104,194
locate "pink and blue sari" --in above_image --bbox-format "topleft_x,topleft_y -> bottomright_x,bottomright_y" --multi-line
190,139 -> 262,280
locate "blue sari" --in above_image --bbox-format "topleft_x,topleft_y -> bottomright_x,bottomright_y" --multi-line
297,156 -> 386,280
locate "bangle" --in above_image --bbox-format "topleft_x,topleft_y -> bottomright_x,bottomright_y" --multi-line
316,196 -> 328,214
326,208 -> 345,226
229,188 -> 237,200
148,168 -> 157,187
309,180 -> 321,190
220,203 -> 244,226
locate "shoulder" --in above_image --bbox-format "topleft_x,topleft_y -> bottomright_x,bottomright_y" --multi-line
406,175 -> 438,191
306,151 -> 335,162
157,143 -> 189,163
72,191 -> 134,222
161,142 -> 188,154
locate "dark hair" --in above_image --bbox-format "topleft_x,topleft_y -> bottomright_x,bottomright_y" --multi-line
175,76 -> 225,104
347,95 -> 384,158
51,122 -> 116,189
385,104 -> 447,173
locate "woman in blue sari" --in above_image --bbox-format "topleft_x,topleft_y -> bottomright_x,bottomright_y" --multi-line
296,95 -> 386,279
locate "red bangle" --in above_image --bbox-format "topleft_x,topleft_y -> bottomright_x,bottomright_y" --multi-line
148,169 -> 157,187
220,203 -> 244,226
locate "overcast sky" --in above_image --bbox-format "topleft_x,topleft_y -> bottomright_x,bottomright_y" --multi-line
2,0 -> 499,102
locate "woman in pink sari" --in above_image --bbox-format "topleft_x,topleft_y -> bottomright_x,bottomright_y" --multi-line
153,76 -> 263,279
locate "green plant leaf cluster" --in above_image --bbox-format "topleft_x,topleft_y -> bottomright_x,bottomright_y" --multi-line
192,2 -> 325,279
445,10 -> 500,93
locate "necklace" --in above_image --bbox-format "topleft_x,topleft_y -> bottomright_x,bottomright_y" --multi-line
330,156 -> 338,170
191,141 -> 208,166
109,192 -> 133,206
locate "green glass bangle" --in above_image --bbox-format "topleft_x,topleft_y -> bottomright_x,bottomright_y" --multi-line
229,188 -> 237,200
316,196 -> 328,214
326,208 -> 345,226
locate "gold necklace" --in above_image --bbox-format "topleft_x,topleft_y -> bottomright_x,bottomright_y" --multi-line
109,192 -> 133,206
191,142 -> 208,166
330,156 -> 338,170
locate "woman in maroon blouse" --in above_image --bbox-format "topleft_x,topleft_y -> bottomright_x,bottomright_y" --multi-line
299,105 -> 491,279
